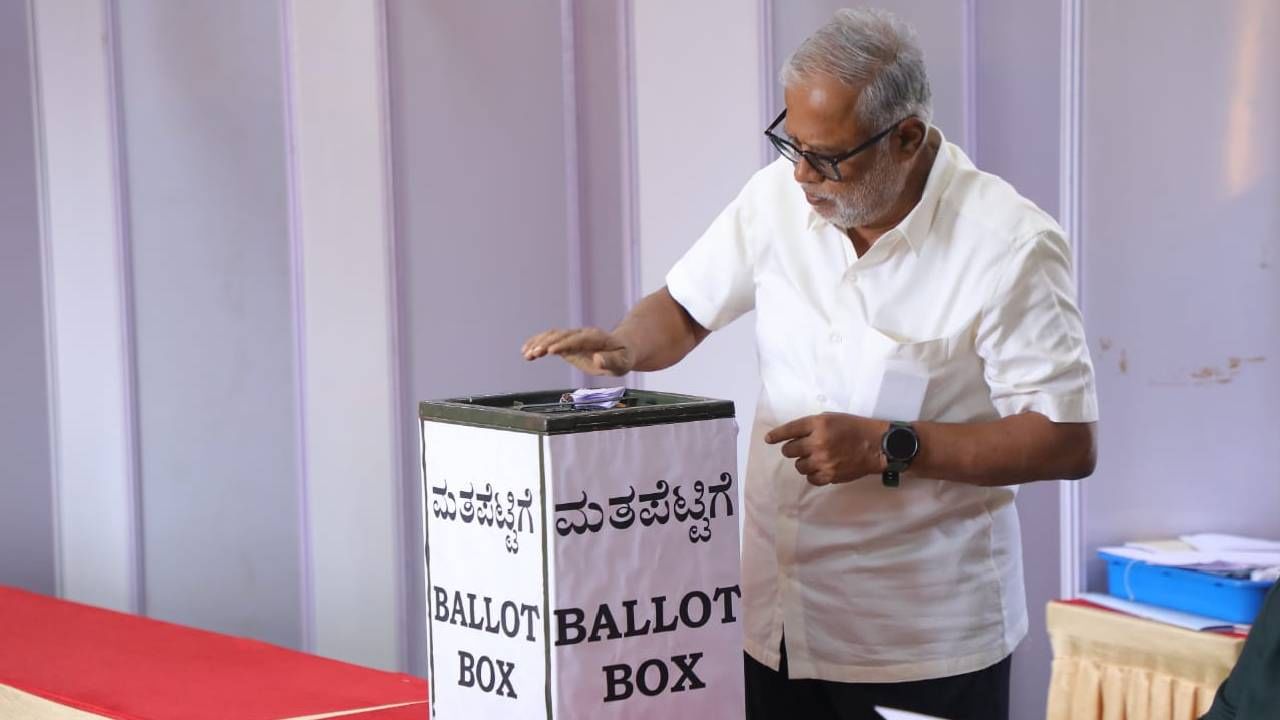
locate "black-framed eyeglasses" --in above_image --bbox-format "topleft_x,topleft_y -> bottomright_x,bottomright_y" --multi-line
764,109 -> 906,182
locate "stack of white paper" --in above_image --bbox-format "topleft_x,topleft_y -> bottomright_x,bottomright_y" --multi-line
1099,533 -> 1280,581
1182,533 -> 1280,554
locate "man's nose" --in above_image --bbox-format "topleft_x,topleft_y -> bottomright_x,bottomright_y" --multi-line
793,156 -> 824,185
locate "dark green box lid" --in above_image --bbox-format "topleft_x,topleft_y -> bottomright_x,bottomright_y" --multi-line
419,389 -> 734,435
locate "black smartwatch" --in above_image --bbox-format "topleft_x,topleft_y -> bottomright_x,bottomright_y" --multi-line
881,422 -> 919,488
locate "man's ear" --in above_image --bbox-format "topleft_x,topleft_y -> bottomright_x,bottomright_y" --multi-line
895,117 -> 929,156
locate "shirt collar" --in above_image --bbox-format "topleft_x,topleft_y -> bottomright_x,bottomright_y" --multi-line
804,126 -> 955,256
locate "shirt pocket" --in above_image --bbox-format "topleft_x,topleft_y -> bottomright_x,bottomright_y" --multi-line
846,325 -> 956,421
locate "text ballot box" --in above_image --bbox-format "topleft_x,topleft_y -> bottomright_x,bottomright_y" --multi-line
420,390 -> 744,719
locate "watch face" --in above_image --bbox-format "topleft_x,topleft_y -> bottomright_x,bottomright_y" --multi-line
885,427 -> 919,460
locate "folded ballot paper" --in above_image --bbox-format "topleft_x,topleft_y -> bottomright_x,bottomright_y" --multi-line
562,386 -> 627,409
876,708 -> 946,720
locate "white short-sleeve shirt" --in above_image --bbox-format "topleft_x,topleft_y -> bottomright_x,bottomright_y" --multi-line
666,132 -> 1098,683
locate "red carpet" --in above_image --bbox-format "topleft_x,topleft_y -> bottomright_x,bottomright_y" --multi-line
0,586 -> 427,719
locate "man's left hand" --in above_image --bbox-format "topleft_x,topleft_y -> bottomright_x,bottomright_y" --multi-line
764,413 -> 889,486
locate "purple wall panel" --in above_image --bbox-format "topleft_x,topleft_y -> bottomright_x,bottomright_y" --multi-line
976,0 -> 1061,219
116,0 -> 301,648
387,0 -> 578,678
572,0 -> 628,338
974,1 -> 1064,718
0,0 -> 56,597
1080,0 -> 1280,590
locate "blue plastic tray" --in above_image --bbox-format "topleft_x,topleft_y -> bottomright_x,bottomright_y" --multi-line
1099,550 -> 1274,624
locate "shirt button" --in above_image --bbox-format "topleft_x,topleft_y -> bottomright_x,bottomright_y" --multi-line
829,332 -> 842,343
816,393 -> 827,403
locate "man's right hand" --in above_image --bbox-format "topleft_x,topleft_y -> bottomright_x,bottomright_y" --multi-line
521,328 -> 636,376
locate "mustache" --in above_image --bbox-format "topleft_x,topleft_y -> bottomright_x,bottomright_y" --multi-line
801,186 -> 835,200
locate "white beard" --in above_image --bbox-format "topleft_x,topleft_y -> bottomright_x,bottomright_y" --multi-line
812,145 -> 906,230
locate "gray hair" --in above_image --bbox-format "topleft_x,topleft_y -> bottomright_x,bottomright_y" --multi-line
780,8 -> 932,129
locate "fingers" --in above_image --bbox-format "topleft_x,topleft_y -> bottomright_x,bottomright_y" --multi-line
522,328 -> 614,361
546,329 -> 611,355
794,457 -> 815,476
775,413 -> 872,486
765,416 -> 814,444
522,329 -> 572,359
779,438 -> 808,459
522,327 -> 635,378
794,458 -> 833,486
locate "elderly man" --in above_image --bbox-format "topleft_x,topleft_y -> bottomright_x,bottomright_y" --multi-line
523,8 -> 1097,720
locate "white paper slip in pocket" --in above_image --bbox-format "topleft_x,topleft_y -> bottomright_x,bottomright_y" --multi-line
867,356 -> 929,422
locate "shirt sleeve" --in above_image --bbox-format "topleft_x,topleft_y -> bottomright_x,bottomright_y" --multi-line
664,186 -> 757,332
974,230 -> 1099,423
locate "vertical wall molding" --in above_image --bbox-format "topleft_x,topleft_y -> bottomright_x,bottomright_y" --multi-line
379,0 -> 427,676
284,0 -> 402,670
26,0 -> 63,601
618,0 -> 642,389
277,0 -> 315,655
102,0 -> 146,619
371,0 -> 411,673
1058,0 -> 1084,599
758,0 -> 775,167
619,0 -> 640,310
29,0 -> 140,614
962,0 -> 979,157
559,0 -> 586,389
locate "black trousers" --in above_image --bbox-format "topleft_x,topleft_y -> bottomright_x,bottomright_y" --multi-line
745,639 -> 1010,720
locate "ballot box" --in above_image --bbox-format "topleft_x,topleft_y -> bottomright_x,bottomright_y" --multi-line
420,389 -> 743,719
